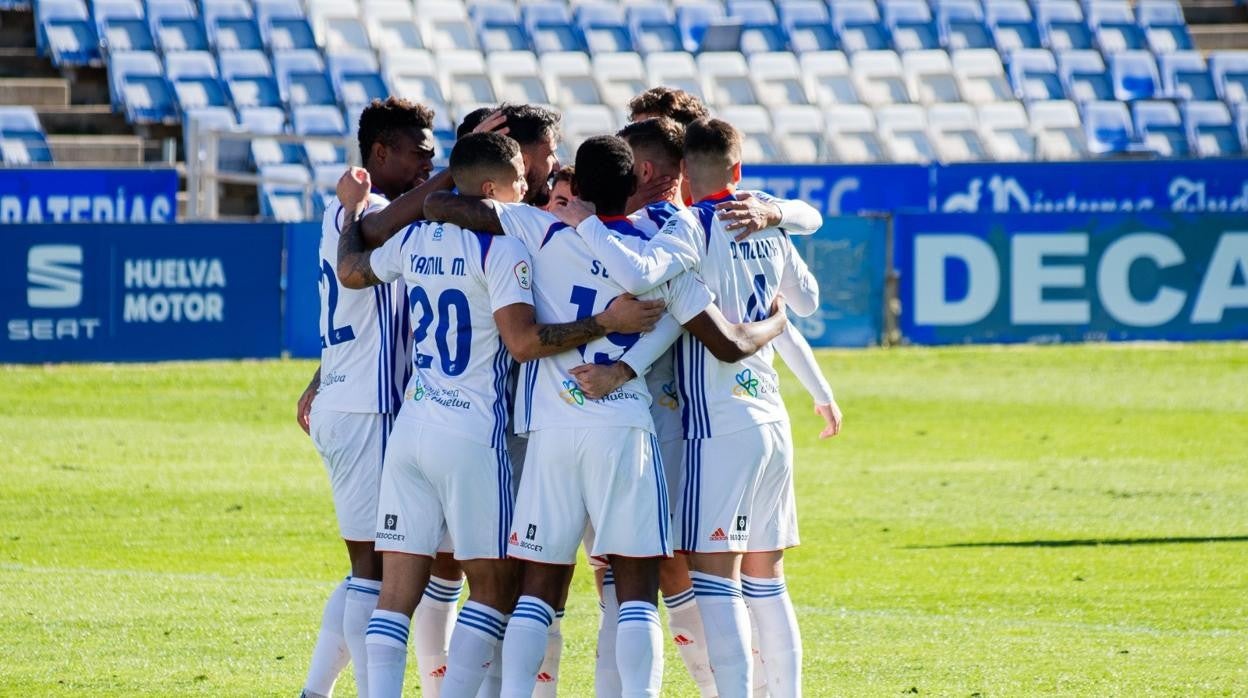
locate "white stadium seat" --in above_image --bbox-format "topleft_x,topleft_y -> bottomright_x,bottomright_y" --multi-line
748,52 -> 812,107
927,102 -> 988,161
438,50 -> 496,104
824,103 -> 885,162
771,104 -> 825,162
593,53 -> 648,108
851,50 -> 910,106
488,51 -> 550,104
645,51 -> 703,98
1028,99 -> 1089,159
800,51 -> 860,105
876,103 -> 935,162
697,52 -> 759,106
902,49 -> 961,104
953,49 -> 1014,104
541,51 -> 603,106
978,101 -> 1035,160
719,105 -> 781,162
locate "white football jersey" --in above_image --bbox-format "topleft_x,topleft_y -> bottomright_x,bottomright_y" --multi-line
316,194 -> 410,414
487,202 -> 713,435
573,191 -> 820,438
370,219 -> 534,449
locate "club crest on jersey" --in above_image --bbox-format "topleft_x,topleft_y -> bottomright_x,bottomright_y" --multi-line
560,379 -> 586,406
514,260 -> 532,290
733,369 -> 760,398
432,225 -> 443,241
659,382 -> 678,410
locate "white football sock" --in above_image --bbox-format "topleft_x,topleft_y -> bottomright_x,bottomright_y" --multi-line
413,576 -> 464,697
663,587 -> 717,697
532,610 -> 564,697
595,569 -> 622,697
743,575 -> 801,698
303,577 -> 350,697
344,577 -> 382,697
691,571 -> 752,698
616,601 -> 664,698
474,616 -> 507,698
749,606 -> 768,698
500,596 -> 554,698
442,601 -> 505,698
364,609 -> 410,698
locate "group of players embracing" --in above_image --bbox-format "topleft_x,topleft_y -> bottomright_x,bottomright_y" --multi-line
295,86 -> 844,698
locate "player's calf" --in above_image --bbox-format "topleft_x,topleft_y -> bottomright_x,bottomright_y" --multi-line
365,552 -> 434,698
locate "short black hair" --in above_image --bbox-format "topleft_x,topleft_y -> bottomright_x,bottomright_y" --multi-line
449,132 -> 522,194
618,117 -> 684,171
456,106 -> 495,139
357,97 -> 435,164
497,103 -> 561,146
627,87 -> 709,126
684,117 -> 742,171
573,135 -> 636,216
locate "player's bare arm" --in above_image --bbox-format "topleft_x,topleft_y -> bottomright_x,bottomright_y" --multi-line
296,366 -> 319,435
354,169 -> 455,247
423,192 -> 505,234
494,296 -> 662,362
716,191 -> 783,239
336,204 -> 383,290
685,295 -> 788,363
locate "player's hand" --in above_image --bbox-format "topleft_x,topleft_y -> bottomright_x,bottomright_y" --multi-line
469,109 -> 509,137
814,400 -> 842,439
337,166 -> 371,211
296,382 -> 316,435
598,293 -> 664,334
570,362 -> 636,400
625,175 -> 678,213
768,293 -> 789,323
551,197 -> 595,227
717,191 -> 782,241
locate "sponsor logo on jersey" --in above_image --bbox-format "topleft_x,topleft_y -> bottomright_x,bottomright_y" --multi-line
384,514 -> 398,531
673,634 -> 694,646
659,382 -> 678,410
732,369 -> 760,398
514,260 -> 531,290
408,382 -> 426,401
559,379 -> 586,406
710,528 -> 727,542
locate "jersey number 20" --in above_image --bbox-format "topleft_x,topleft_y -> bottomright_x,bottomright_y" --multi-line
409,286 -> 472,376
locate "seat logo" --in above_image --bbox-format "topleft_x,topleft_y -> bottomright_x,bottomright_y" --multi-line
27,245 -> 83,309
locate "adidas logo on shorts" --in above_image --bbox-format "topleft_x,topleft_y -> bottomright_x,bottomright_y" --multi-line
509,531 -> 519,545
537,672 -> 554,682
429,665 -> 446,678
710,528 -> 728,541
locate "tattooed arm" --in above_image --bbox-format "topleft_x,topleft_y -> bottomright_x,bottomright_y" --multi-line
423,192 -> 505,234
336,203 -> 384,289
494,295 -> 665,363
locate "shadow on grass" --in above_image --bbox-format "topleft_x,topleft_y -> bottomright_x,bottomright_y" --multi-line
906,535 -> 1248,549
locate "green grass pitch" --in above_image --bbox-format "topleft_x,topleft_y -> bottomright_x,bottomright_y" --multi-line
1,343 -> 1246,696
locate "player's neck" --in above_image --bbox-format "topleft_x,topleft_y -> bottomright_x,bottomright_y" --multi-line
691,182 -> 736,203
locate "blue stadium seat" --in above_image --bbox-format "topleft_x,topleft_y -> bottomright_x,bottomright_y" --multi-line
986,0 -> 1041,56
1182,100 -> 1242,156
629,3 -> 681,54
36,0 -> 100,66
779,0 -> 837,53
1082,100 -> 1136,154
147,0 -> 207,52
183,105 -> 249,171
1210,51 -> 1248,104
1088,2 -> 1145,54
677,2 -> 724,53
257,0 -> 317,51
1008,48 -> 1065,101
832,0 -> 891,53
273,49 -> 336,107
241,107 -> 301,168
1058,49 -> 1112,103
258,163 -> 313,221
1159,51 -> 1217,101
203,0 -> 262,51
328,51 -> 389,111
730,0 -> 789,54
1137,0 -> 1192,53
419,2 -> 477,51
165,50 -> 230,113
1037,0 -> 1093,52
292,104 -> 348,165
94,0 -> 155,53
936,0 -> 994,50
472,3 -> 529,52
219,50 -> 282,111
577,3 -> 633,55
523,2 -> 585,54
0,106 -> 53,164
1110,50 -> 1159,101
1131,100 -> 1188,156
882,0 -> 940,52
108,50 -> 177,123
1235,103 -> 1248,151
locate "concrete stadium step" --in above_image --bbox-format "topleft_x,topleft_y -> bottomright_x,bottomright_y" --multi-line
1181,0 -> 1248,25
0,8 -> 36,50
0,48 -> 61,78
0,77 -> 69,107
46,134 -> 144,165
36,105 -> 134,136
1191,23 -> 1248,51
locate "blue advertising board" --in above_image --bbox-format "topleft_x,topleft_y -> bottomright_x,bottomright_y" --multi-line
742,163 -> 930,215
894,212 -> 1248,344
0,224 -> 284,362
790,216 -> 888,347
0,169 -> 179,224
285,222 -> 322,359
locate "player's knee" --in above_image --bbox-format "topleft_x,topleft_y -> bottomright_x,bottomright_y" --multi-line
430,552 -> 463,581
610,556 -> 661,604
658,555 -> 693,595
345,540 -> 381,580
518,562 -> 572,608
462,560 -> 518,610
741,551 -> 784,579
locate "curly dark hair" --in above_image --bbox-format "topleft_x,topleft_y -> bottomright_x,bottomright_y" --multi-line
627,87 -> 709,126
455,103 -> 561,146
357,97 -> 435,165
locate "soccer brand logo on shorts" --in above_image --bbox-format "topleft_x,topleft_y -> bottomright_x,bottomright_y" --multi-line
732,369 -> 760,398
384,514 -> 398,531
736,515 -> 748,532
526,524 -> 537,540
559,379 -> 586,406
510,526 -> 543,553
710,528 -> 728,542
513,260 -> 531,290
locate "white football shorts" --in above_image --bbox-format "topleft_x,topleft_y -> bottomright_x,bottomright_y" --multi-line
309,409 -> 391,541
374,421 -> 514,560
509,426 -> 671,565
675,420 -> 799,554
